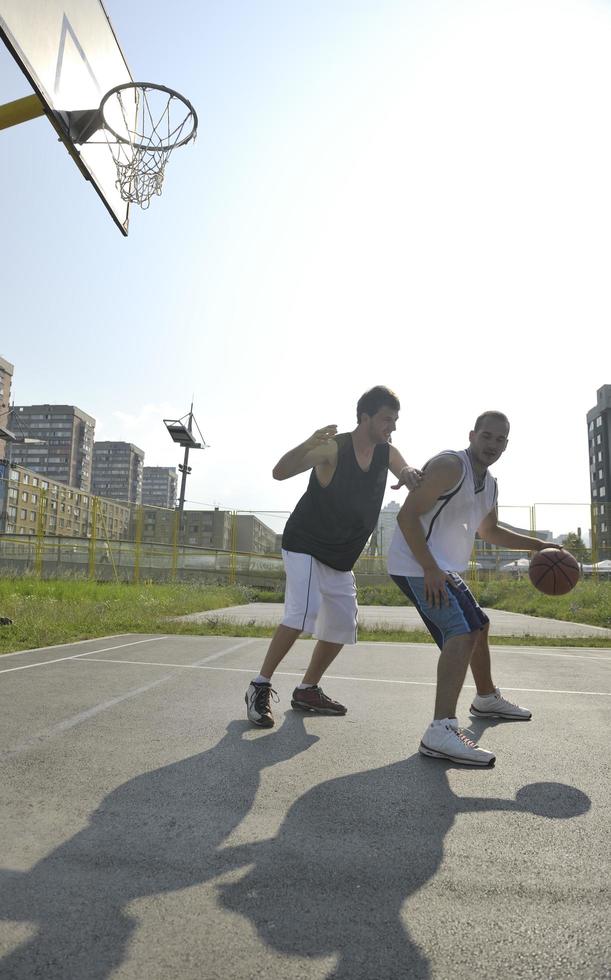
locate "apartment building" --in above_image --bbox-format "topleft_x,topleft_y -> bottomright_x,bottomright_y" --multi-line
0,357 -> 14,460
137,508 -> 278,552
92,442 -> 144,505
142,466 -> 178,508
587,384 -> 611,559
9,404 -> 95,491
236,514 -> 281,554
0,463 -> 130,539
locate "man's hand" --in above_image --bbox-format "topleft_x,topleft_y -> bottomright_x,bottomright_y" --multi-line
305,425 -> 338,450
423,566 -> 451,608
273,425 -> 338,480
391,465 -> 423,491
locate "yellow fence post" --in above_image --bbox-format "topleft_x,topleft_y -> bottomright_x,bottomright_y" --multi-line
469,544 -> 479,588
88,496 -> 99,580
172,509 -> 179,581
34,488 -> 47,578
98,506 -> 119,583
133,504 -> 143,583
590,504 -> 598,581
230,511 -> 238,585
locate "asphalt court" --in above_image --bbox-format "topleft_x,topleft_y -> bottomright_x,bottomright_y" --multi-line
0,633 -> 610,979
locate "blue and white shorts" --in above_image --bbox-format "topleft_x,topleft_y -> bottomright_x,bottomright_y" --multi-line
390,572 -> 489,650
281,549 -> 358,646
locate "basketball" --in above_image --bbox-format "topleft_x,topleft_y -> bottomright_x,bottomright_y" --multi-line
528,548 -> 580,596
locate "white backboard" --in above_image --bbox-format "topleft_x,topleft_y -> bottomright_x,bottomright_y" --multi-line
0,0 -> 134,234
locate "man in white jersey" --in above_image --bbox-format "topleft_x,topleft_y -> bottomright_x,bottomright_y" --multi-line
387,411 -> 555,767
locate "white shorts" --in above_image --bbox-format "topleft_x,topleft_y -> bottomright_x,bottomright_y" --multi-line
281,549 -> 358,646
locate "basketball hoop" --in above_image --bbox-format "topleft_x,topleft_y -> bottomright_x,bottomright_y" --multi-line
98,82 -> 198,209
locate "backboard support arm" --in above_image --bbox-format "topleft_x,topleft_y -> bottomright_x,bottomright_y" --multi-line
0,93 -> 45,131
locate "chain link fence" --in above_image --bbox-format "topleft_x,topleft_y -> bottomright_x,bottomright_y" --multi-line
0,469 -> 607,584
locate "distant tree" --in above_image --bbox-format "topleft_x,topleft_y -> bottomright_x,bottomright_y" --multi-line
561,532 -> 591,564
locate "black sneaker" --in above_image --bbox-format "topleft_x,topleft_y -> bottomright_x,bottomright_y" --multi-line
245,682 -> 278,728
291,685 -> 347,715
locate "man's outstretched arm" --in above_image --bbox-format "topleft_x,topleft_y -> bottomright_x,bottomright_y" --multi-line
272,425 -> 338,481
388,444 -> 423,491
477,510 -> 559,552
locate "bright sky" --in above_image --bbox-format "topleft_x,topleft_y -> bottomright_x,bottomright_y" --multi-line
1,0 -> 609,538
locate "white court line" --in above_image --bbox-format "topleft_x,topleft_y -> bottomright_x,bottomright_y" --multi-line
0,674 -> 173,761
0,640 -> 257,758
1,635 -> 607,664
75,657 -> 611,698
359,643 -> 611,662
0,636 -> 168,675
191,638 -> 259,664
0,636 -> 259,677
491,649 -> 611,662
0,633 -> 133,659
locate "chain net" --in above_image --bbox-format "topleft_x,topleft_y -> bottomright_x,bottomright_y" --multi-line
103,84 -> 197,208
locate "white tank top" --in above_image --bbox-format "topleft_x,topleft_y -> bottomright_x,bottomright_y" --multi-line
387,449 -> 498,575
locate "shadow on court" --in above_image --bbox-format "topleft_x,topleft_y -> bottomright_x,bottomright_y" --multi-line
0,714 -> 590,979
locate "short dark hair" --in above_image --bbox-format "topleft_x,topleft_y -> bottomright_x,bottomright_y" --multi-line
356,386 -> 400,423
473,411 -> 510,433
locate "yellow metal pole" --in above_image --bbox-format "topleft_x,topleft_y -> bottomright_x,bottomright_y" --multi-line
98,507 -> 119,583
171,509 -> 179,581
590,504 -> 598,581
133,505 -> 143,584
469,544 -> 479,588
34,489 -> 47,578
230,512 -> 238,585
0,94 -> 45,131
89,496 -> 98,580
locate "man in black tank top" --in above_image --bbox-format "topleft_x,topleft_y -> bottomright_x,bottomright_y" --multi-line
245,386 -> 422,728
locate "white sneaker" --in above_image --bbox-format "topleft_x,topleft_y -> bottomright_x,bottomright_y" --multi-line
245,681 -> 278,728
470,687 -> 532,721
419,718 -> 496,767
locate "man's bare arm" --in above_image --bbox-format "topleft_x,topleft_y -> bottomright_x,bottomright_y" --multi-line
272,425 -> 338,481
388,444 -> 423,491
396,456 -> 463,607
478,510 -> 558,552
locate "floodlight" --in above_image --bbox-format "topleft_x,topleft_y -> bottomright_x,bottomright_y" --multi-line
163,420 -> 202,449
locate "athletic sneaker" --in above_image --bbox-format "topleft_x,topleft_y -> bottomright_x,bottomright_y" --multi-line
470,687 -> 532,721
291,685 -> 347,715
419,718 -> 495,767
245,682 -> 278,728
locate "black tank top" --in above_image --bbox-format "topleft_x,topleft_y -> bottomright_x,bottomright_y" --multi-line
282,432 -> 390,571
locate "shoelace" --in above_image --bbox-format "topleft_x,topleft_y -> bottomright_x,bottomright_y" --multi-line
250,685 -> 279,711
320,690 -> 340,705
498,696 -> 521,709
449,725 -> 478,749
302,686 -> 336,705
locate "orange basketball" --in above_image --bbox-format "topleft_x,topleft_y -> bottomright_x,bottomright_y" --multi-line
528,548 -> 580,596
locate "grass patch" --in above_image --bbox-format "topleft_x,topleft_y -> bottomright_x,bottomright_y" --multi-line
0,576 -> 609,655
0,578 -> 255,655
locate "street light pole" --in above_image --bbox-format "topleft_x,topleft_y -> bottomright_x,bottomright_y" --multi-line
177,403 -> 194,513
163,405 -> 208,540
178,444 -> 190,512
